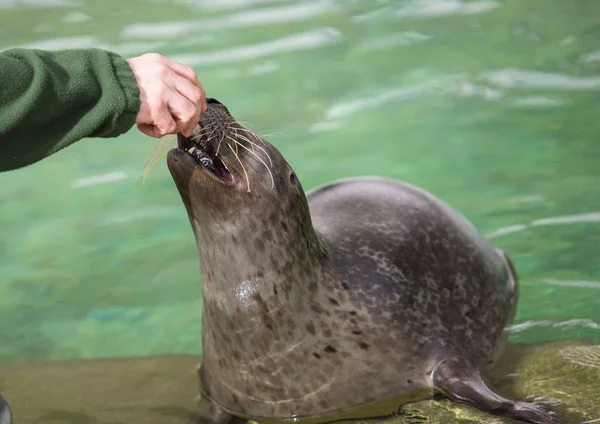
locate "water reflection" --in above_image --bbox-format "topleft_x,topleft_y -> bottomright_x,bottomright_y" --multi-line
170,27 -> 343,67
6,36 -> 167,57
580,49 -> 600,65
511,319 -> 600,333
352,0 -> 499,23
12,35 -> 96,50
512,96 -> 567,108
486,224 -> 528,239
542,279 -> 600,290
483,69 -> 600,90
0,0 -> 79,8
358,31 -> 431,52
246,59 -> 280,76
180,0 -> 291,11
122,0 -> 337,39
61,11 -> 90,23
98,207 -> 183,225
325,75 -> 464,119
309,120 -> 345,133
392,0 -> 499,19
487,211 -> 600,240
70,171 -> 129,189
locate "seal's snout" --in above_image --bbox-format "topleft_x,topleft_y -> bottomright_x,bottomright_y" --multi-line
170,107 -> 235,185
176,132 -> 187,149
173,130 -> 235,185
170,98 -> 275,193
206,98 -> 222,105
205,97 -> 231,116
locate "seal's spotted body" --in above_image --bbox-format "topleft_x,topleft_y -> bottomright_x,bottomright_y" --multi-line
167,99 -> 563,424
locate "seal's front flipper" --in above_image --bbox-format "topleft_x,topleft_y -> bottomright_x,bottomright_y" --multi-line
190,395 -> 245,424
0,394 -> 12,424
432,358 -> 564,424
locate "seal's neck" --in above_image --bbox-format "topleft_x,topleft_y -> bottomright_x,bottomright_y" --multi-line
193,211 -> 327,311
189,198 -> 333,398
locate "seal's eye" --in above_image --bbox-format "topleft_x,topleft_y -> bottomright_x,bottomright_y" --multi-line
290,173 -> 298,186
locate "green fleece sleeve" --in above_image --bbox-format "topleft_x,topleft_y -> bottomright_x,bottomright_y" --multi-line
0,48 -> 141,172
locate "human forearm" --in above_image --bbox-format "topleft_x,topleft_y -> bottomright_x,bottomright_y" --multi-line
0,48 -> 140,172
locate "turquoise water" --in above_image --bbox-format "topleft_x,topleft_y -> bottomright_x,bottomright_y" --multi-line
1,0 -> 599,366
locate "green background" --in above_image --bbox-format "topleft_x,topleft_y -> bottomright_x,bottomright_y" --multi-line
0,0 -> 599,364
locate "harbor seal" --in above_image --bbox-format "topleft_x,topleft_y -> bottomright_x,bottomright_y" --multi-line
166,98 -> 563,424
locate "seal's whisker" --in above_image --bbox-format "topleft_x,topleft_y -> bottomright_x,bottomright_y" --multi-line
228,124 -> 249,143
227,143 -> 251,193
233,125 -> 281,140
259,131 -> 282,138
232,125 -> 269,146
233,130 -> 274,168
190,125 -> 216,142
190,126 -> 213,138
203,128 -> 218,144
192,124 -> 218,141
215,131 -> 225,158
234,130 -> 257,153
206,134 -> 217,145
142,150 -> 171,183
237,120 -> 254,128
227,135 -> 274,190
205,126 -> 219,144
228,124 -> 254,151
232,126 -> 256,136
143,145 -> 172,167
189,127 -> 210,137
145,135 -> 176,161
141,134 -> 178,183
189,132 -> 208,142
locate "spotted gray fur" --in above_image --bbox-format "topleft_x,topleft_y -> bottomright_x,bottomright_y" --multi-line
166,99 -> 564,424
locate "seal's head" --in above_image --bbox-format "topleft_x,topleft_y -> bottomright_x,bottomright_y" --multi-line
167,98 -> 304,221
167,98 -> 323,276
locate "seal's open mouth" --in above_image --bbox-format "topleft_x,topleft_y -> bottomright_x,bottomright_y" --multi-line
177,133 -> 235,184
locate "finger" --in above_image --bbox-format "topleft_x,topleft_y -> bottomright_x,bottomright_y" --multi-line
164,61 -> 207,114
200,83 -> 207,113
137,123 -> 158,138
167,94 -> 198,134
172,77 -> 203,130
177,119 -> 196,138
173,76 -> 203,106
173,115 -> 193,137
182,121 -> 198,138
167,61 -> 207,113
166,60 -> 201,87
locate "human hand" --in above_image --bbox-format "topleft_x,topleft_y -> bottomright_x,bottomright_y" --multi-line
127,53 -> 207,138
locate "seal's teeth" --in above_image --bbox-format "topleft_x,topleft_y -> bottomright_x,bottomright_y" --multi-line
188,147 -> 196,155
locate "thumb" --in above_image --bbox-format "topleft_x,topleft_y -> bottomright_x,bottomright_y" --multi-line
137,123 -> 159,137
